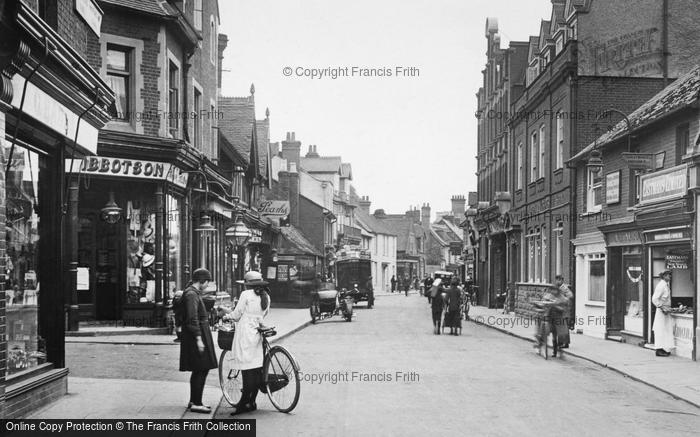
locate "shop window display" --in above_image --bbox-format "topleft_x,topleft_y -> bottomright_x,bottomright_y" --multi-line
166,195 -> 182,298
5,145 -> 46,375
126,201 -> 157,303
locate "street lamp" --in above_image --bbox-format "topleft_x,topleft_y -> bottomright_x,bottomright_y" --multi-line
586,123 -> 604,175
225,215 -> 251,247
100,191 -> 122,224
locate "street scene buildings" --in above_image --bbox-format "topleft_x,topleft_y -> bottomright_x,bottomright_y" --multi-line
1,0 -> 700,435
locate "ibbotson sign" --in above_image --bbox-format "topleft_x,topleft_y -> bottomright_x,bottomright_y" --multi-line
65,156 -> 188,188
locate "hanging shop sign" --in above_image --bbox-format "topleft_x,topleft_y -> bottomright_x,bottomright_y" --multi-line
639,165 -> 687,205
75,0 -> 103,37
257,200 -> 290,217
66,156 -> 188,188
665,254 -> 689,270
622,152 -> 654,170
248,229 -> 263,244
605,171 -> 620,205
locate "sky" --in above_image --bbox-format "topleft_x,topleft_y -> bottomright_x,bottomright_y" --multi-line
219,0 -> 552,218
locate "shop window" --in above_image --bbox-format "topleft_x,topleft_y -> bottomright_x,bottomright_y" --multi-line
5,145 -> 46,376
168,61 -> 180,137
166,195 -> 183,298
106,45 -> 132,120
588,255 -> 605,302
586,168 -> 602,212
622,247 -> 643,334
126,201 -> 157,303
527,228 -> 541,282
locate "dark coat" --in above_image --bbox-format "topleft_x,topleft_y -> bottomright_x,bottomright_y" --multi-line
179,286 -> 217,372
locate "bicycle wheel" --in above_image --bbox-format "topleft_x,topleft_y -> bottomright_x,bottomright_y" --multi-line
219,350 -> 244,406
264,346 -> 300,413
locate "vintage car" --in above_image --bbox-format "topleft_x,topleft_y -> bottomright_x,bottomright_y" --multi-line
309,282 -> 353,323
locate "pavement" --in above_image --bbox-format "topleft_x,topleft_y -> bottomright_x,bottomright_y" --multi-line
28,308 -> 311,420
468,305 -> 700,409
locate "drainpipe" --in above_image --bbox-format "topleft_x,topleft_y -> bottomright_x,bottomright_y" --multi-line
569,71 -> 578,327
662,0 -> 669,87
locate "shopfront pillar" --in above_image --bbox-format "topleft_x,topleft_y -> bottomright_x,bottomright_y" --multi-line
67,177 -> 80,332
155,186 -> 164,320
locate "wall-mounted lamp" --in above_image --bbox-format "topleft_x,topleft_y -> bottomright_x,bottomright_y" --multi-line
494,191 -> 512,215
194,213 -> 216,234
100,191 -> 122,224
225,215 -> 251,246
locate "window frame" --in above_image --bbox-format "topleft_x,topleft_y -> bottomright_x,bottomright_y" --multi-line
556,115 -> 564,170
530,130 -> 539,182
586,168 -> 603,213
539,124 -> 546,178
676,123 -> 690,165
194,0 -> 203,31
517,141 -> 523,190
587,254 -> 606,302
168,60 -> 180,137
105,44 -> 132,121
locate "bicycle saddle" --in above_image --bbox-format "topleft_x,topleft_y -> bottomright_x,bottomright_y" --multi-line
258,326 -> 277,337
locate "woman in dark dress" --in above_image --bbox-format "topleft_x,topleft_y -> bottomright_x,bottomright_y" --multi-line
431,281 -> 446,335
444,277 -> 462,335
179,268 -> 217,413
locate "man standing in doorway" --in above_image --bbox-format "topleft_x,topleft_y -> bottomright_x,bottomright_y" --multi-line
554,274 -> 573,348
652,270 -> 674,357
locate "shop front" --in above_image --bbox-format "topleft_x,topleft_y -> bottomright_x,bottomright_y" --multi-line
69,156 -> 189,327
264,226 -> 321,307
601,224 -> 645,343
642,226 -> 694,359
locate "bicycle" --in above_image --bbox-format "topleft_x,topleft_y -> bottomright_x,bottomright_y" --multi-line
532,301 -> 563,360
218,324 -> 301,413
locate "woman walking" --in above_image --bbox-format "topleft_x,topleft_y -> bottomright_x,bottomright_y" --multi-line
179,268 -> 217,413
430,279 -> 445,335
225,271 -> 271,415
444,277 -> 462,335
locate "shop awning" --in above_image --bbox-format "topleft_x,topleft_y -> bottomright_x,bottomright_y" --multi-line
278,226 -> 323,257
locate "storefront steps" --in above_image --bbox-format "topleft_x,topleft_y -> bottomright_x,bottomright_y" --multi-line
66,325 -> 170,337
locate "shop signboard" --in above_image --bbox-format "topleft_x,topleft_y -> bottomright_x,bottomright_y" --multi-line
607,230 -> 642,247
622,152 -> 653,170
605,171 -> 620,204
257,200 -> 290,217
66,157 -> 188,188
248,229 -> 263,244
277,264 -> 289,281
75,0 -> 103,36
639,165 -> 687,205
665,254 -> 689,270
643,227 -> 692,243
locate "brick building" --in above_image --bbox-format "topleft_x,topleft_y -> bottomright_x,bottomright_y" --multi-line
569,66 -> 700,360
0,0 -> 113,418
475,0 -> 700,315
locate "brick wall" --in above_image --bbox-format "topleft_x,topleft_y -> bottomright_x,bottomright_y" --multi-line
5,373 -> 67,418
298,196 -> 326,254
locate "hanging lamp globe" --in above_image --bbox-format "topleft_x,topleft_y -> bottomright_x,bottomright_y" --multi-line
100,191 -> 122,224
225,216 -> 251,247
194,213 -> 217,233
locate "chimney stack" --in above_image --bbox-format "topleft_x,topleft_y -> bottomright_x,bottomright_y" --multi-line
305,145 -> 320,158
359,196 -> 371,214
451,195 -> 466,217
278,161 -> 300,227
281,131 -> 301,170
421,203 -> 431,230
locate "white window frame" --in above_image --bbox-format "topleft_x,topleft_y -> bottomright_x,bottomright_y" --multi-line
587,253 -> 606,302
192,79 -> 203,149
541,225 -> 547,283
167,51 -> 182,139
587,168 -> 603,213
539,124 -> 546,177
530,131 -> 539,182
556,115 -> 564,169
517,141 -> 523,190
554,222 -> 564,276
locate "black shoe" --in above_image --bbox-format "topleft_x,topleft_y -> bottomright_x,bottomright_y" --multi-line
230,403 -> 254,416
655,349 -> 671,357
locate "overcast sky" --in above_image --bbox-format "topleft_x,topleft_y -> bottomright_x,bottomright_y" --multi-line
219,0 -> 552,218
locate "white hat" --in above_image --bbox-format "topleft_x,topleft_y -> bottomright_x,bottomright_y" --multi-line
236,270 -> 268,286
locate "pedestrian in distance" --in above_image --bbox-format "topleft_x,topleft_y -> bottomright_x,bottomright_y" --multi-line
179,268 -> 218,414
390,275 -> 397,293
554,274 -> 573,348
366,275 -> 375,307
424,276 -> 434,302
430,279 -> 445,334
444,277 -> 462,335
652,270 -> 674,357
223,271 -> 271,415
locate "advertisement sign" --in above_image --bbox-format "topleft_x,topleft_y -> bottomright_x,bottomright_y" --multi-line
605,171 -> 620,205
639,165 -> 687,205
622,152 -> 654,170
666,254 -> 689,270
257,200 -> 290,216
66,157 -> 188,187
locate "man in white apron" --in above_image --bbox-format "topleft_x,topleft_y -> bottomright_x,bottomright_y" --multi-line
652,270 -> 674,357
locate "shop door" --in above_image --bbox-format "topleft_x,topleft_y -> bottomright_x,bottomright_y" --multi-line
606,248 -> 625,332
95,219 -> 123,320
489,235 -> 506,308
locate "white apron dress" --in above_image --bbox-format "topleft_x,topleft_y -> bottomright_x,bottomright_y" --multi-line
230,289 -> 270,370
651,280 -> 674,352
